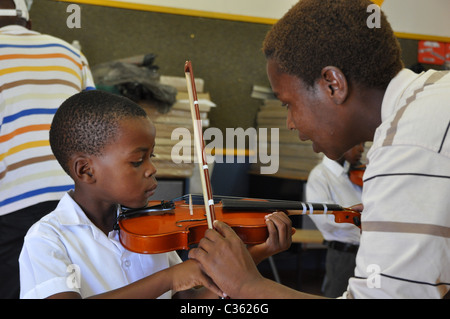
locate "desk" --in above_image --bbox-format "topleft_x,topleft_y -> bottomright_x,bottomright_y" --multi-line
292,229 -> 324,245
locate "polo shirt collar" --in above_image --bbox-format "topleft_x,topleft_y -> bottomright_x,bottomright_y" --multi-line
322,156 -> 349,177
53,190 -> 119,228
0,24 -> 38,35
52,191 -> 94,226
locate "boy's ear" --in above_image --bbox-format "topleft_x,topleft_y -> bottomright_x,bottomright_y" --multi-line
72,155 -> 96,183
318,66 -> 349,105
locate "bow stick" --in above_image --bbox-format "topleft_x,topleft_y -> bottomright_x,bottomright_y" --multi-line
184,61 -> 216,229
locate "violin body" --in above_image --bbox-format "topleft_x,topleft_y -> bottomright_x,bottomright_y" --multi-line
117,195 -> 269,254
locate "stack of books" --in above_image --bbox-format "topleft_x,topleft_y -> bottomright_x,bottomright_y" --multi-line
140,76 -> 215,178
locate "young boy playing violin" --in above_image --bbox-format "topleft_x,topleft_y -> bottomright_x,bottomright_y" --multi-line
306,143 -> 365,297
18,90 -> 292,299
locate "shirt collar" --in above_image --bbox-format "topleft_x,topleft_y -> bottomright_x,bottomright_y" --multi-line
0,24 -> 38,35
53,191 -> 93,226
54,190 -> 119,227
322,156 -> 349,177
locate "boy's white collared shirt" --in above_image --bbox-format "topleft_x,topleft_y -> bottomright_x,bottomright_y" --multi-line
306,156 -> 362,245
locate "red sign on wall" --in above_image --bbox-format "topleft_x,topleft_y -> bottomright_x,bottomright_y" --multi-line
446,43 -> 450,64
418,41 -> 445,65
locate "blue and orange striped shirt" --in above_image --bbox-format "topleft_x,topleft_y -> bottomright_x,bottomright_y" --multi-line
0,25 -> 95,215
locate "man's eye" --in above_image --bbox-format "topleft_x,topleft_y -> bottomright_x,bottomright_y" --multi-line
281,102 -> 289,108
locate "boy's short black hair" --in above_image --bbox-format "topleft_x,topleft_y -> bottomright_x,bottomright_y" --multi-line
50,90 -> 148,175
263,0 -> 403,90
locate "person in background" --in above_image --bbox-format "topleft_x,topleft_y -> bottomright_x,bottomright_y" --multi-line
306,143 -> 364,297
0,0 -> 95,298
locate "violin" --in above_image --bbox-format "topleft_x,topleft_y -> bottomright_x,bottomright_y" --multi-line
115,61 -> 362,255
349,163 -> 366,187
115,194 -> 361,254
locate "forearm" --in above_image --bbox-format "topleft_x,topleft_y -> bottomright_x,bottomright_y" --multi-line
89,268 -> 173,299
174,286 -> 220,299
236,277 -> 325,299
247,244 -> 269,265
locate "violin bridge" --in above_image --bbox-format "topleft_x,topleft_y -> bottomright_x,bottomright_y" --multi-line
189,194 -> 193,216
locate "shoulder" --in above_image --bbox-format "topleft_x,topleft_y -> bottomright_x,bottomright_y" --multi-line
373,70 -> 450,157
24,193 -> 79,242
307,162 -> 328,182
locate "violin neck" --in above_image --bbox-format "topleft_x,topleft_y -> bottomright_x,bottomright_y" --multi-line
221,198 -> 344,214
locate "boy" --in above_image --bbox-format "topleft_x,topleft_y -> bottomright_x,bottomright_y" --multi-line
306,143 -> 365,297
19,90 -> 292,298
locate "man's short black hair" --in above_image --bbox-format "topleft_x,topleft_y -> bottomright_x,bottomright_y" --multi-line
263,0 -> 403,90
50,90 -> 148,175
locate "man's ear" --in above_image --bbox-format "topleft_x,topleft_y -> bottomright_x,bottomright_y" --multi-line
72,155 -> 96,183
319,66 -> 349,105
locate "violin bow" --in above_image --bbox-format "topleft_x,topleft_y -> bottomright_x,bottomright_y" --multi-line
184,61 -> 216,229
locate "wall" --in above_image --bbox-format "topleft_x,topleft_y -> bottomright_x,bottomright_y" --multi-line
58,0 -> 450,42
30,0 -> 440,134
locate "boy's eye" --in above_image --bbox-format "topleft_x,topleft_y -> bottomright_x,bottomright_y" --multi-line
281,102 -> 289,108
131,159 -> 143,167
131,154 -> 155,167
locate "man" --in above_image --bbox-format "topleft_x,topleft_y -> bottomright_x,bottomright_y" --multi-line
190,0 -> 450,298
0,0 -> 95,298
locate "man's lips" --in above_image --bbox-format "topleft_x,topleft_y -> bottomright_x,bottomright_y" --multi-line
294,130 -> 321,152
297,131 -> 310,142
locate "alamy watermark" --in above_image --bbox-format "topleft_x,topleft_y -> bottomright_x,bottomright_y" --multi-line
366,264 -> 381,288
64,262 -> 382,291
66,3 -> 381,30
366,4 -> 381,29
66,264 -> 81,289
66,4 -> 81,29
62,2 -> 380,175
171,125 -> 279,175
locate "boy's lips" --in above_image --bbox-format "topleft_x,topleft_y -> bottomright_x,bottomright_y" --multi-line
145,184 -> 157,197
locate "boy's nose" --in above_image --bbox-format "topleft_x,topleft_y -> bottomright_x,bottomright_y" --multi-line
145,161 -> 157,178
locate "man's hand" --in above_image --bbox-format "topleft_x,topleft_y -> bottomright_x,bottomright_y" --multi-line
170,259 -> 223,297
189,220 -> 265,298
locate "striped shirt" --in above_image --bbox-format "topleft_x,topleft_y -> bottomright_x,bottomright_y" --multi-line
0,25 -> 95,216
346,69 -> 450,298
